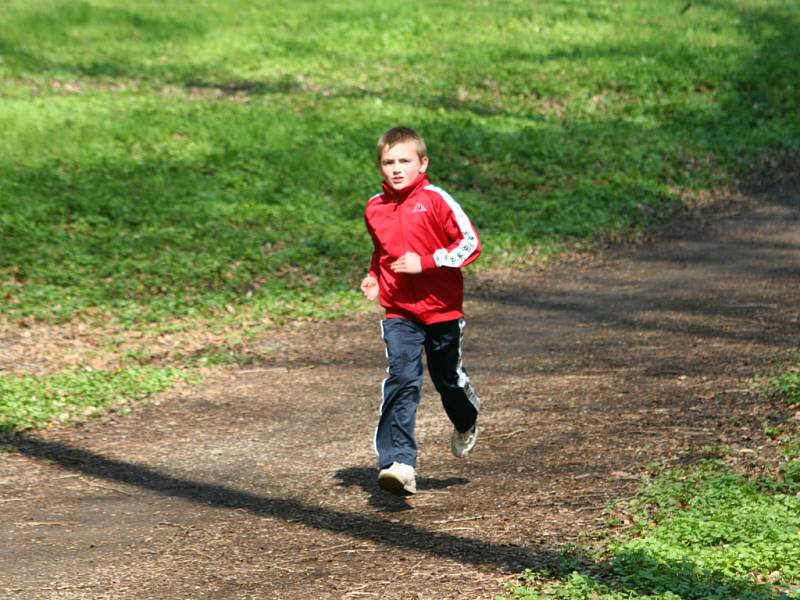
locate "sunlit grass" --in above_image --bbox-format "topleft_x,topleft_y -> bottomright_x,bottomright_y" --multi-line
0,366 -> 189,434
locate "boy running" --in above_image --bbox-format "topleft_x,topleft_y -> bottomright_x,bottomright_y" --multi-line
361,126 -> 482,496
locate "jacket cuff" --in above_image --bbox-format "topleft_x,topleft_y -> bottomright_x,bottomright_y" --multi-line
420,255 -> 436,271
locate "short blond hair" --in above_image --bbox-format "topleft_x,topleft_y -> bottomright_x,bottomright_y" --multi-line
375,126 -> 427,166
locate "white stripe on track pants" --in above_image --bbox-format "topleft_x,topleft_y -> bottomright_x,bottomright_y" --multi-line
374,317 -> 480,469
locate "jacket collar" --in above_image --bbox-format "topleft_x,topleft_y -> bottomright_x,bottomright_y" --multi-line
381,172 -> 429,203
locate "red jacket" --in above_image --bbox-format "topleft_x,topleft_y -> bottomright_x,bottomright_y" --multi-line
365,173 -> 481,324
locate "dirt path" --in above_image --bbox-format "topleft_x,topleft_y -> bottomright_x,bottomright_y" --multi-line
1,188 -> 799,600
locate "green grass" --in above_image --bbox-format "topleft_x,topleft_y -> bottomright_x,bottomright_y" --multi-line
763,352 -> 800,406
499,353 -> 800,600
0,366 -> 188,434
501,461 -> 800,599
1,0 -> 799,430
2,0 -> 799,325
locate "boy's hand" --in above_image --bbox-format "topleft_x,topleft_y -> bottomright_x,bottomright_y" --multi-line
390,252 -> 422,274
360,276 -> 379,301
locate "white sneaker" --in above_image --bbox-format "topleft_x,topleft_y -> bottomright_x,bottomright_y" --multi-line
451,424 -> 478,458
378,462 -> 417,496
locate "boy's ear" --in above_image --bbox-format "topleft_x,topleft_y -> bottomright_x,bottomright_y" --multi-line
420,156 -> 429,173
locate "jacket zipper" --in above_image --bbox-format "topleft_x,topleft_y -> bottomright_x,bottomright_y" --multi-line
396,195 -> 418,307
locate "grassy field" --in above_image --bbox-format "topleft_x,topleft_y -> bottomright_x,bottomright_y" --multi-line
2,0 -> 798,326
1,0 -> 798,425
500,355 -> 800,600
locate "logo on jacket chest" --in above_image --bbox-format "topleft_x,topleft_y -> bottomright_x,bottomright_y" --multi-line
411,203 -> 427,213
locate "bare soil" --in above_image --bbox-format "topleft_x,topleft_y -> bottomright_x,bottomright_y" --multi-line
1,187 -> 799,599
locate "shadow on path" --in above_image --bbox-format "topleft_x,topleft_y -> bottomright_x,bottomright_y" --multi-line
10,434 -> 541,571
8,435 -> 791,598
335,466 -> 469,512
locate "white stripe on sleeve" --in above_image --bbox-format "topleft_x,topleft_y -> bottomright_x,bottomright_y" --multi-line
426,185 -> 479,268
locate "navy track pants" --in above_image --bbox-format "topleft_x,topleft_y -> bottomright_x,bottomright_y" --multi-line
375,317 -> 480,469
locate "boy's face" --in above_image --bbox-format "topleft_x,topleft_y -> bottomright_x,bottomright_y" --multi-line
379,140 -> 428,191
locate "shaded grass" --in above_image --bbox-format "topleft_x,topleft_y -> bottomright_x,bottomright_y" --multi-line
763,352 -> 800,407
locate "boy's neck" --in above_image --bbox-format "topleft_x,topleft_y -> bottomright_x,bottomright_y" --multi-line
382,172 -> 428,201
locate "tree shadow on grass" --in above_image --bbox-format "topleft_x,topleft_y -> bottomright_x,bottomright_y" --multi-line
334,466 -> 468,513
0,4 -> 206,77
